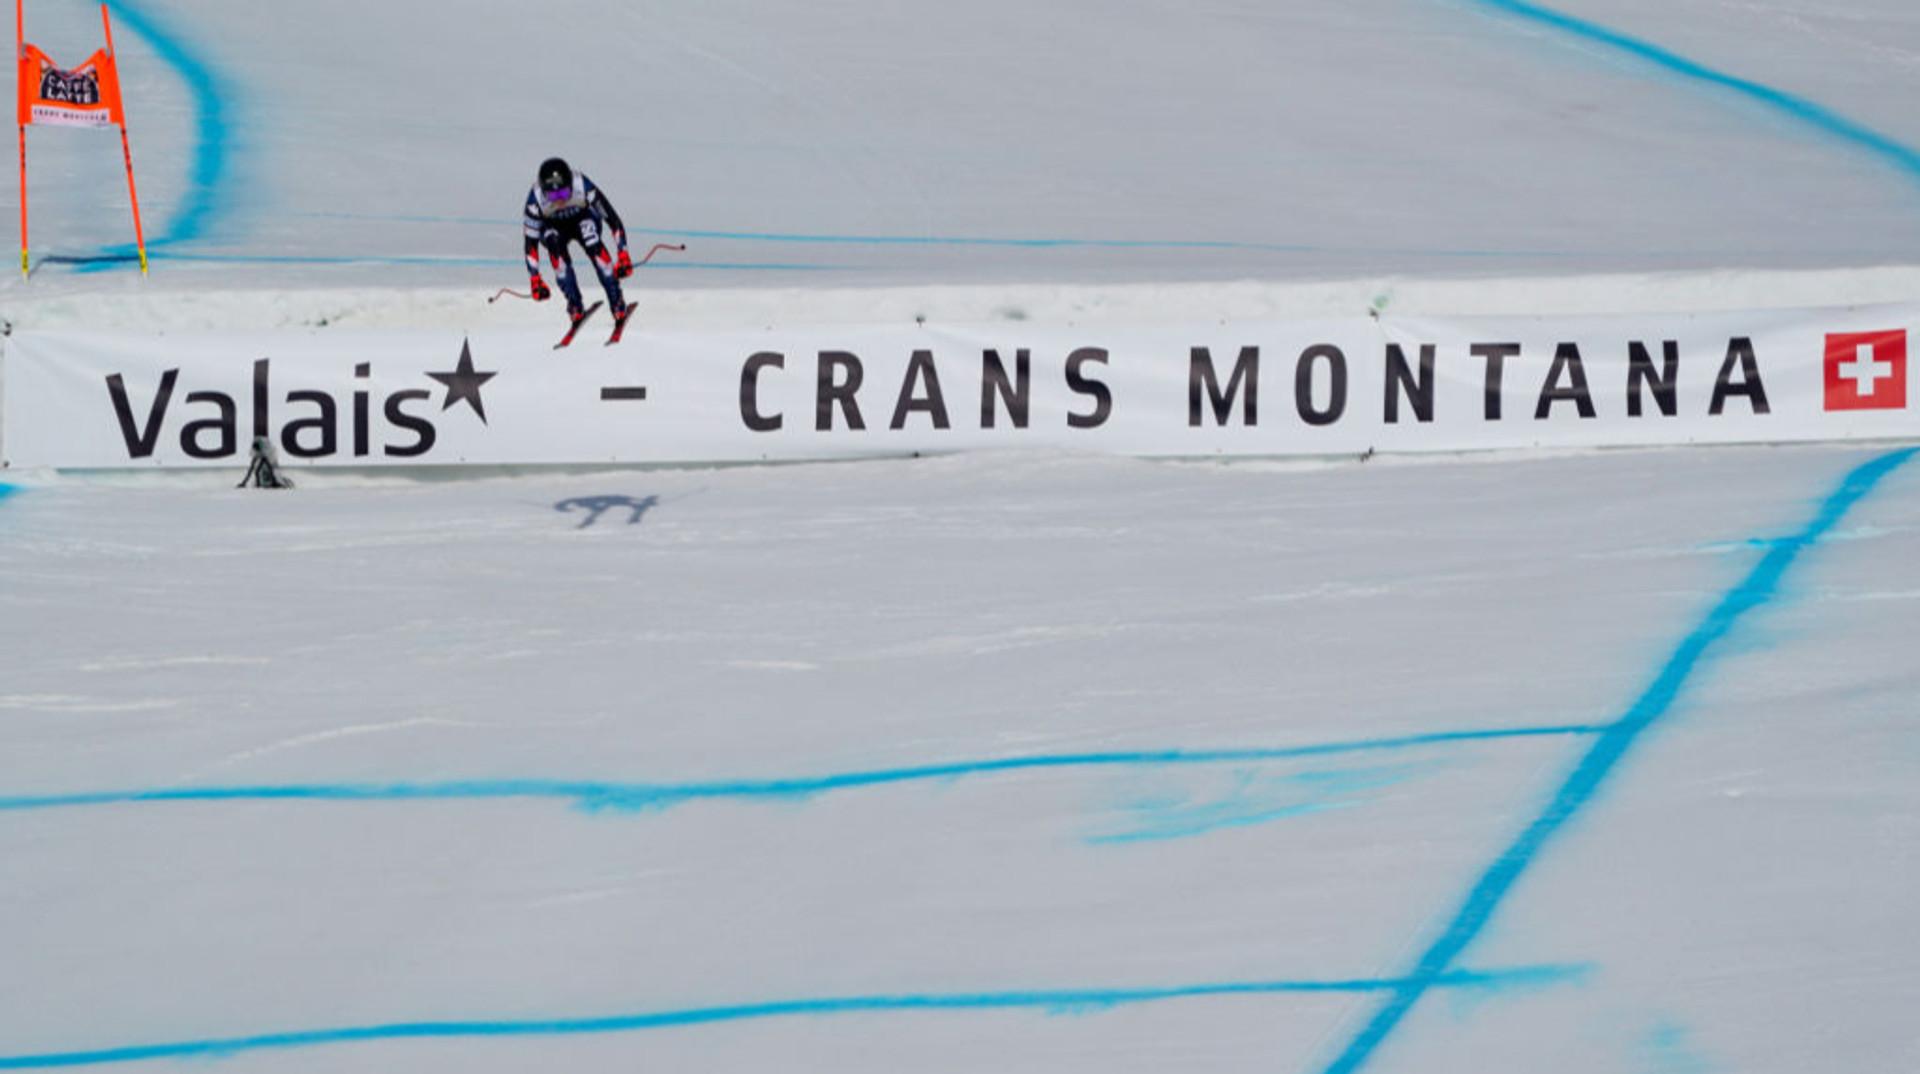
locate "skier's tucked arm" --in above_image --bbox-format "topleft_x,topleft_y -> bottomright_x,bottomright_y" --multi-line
522,191 -> 551,300
585,177 -> 636,278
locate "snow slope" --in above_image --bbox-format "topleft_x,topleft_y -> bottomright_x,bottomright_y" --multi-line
6,0 -> 1920,301
1,446 -> 1918,1074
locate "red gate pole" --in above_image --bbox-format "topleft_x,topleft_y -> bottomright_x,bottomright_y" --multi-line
16,125 -> 24,280
16,0 -> 27,278
99,2 -> 146,274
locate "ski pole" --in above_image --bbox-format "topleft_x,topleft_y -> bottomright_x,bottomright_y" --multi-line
635,242 -> 687,265
487,243 -> 688,303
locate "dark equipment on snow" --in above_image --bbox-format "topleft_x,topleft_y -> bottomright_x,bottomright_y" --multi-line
237,436 -> 294,489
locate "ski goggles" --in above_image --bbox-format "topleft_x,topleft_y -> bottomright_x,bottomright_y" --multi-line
542,184 -> 572,203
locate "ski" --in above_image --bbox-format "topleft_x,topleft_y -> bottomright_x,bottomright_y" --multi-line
553,301 -> 604,350
605,303 -> 636,345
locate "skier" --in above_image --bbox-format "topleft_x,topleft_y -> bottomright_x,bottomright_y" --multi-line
523,157 -> 636,341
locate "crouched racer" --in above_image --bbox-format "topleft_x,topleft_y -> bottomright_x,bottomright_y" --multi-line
523,156 -> 634,330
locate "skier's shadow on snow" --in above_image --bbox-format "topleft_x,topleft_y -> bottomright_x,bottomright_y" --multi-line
554,494 -> 659,530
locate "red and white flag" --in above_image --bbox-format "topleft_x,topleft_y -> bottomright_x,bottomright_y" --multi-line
1824,330 -> 1908,412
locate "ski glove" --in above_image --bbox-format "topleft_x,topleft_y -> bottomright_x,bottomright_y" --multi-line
530,275 -> 552,301
615,249 -> 635,279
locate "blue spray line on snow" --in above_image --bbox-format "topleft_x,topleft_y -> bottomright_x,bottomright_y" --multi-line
290,212 -> 1325,253
72,0 -> 237,270
1313,446 -> 1920,1074
1089,762 -> 1446,845
293,211 -> 1644,260
0,965 -> 1587,1071
1090,799 -> 1352,846
0,723 -> 1605,816
1464,0 -> 1920,189
628,226 -> 1316,253
44,252 -> 850,272
624,227 -> 1627,262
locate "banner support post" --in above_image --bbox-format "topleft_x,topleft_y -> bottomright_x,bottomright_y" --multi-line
99,2 -> 145,275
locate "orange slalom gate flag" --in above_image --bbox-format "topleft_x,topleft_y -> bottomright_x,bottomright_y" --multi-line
17,42 -> 126,130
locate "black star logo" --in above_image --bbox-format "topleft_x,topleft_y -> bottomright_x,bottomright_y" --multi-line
428,339 -> 498,424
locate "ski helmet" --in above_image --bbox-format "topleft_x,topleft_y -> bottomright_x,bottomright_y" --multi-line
538,157 -> 574,201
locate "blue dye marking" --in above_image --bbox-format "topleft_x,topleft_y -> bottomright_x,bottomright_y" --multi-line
1091,798 -> 1353,846
287,212 -> 1625,260
0,724 -> 1604,817
294,211 -> 517,227
0,484 -> 17,503
0,965 -> 1585,1071
1702,523 -> 1892,557
310,213 -> 1316,251
77,1 -> 237,270
1641,1020 -> 1714,1074
46,252 -> 849,273
1287,764 -> 1438,792
1466,0 -> 1920,188
1090,763 -> 1442,845
628,226 -> 1623,261
291,213 -> 1319,252
630,226 -> 1314,252
1314,446 -> 1919,1074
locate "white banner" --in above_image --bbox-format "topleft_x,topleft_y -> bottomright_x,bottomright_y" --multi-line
2,304 -> 1915,468
26,104 -> 116,128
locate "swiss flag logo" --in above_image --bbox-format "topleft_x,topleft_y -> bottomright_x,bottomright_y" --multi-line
1824,330 -> 1907,411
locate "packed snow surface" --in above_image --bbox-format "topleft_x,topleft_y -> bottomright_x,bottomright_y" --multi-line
2,446 -> 1918,1073
5,0 -> 1920,309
